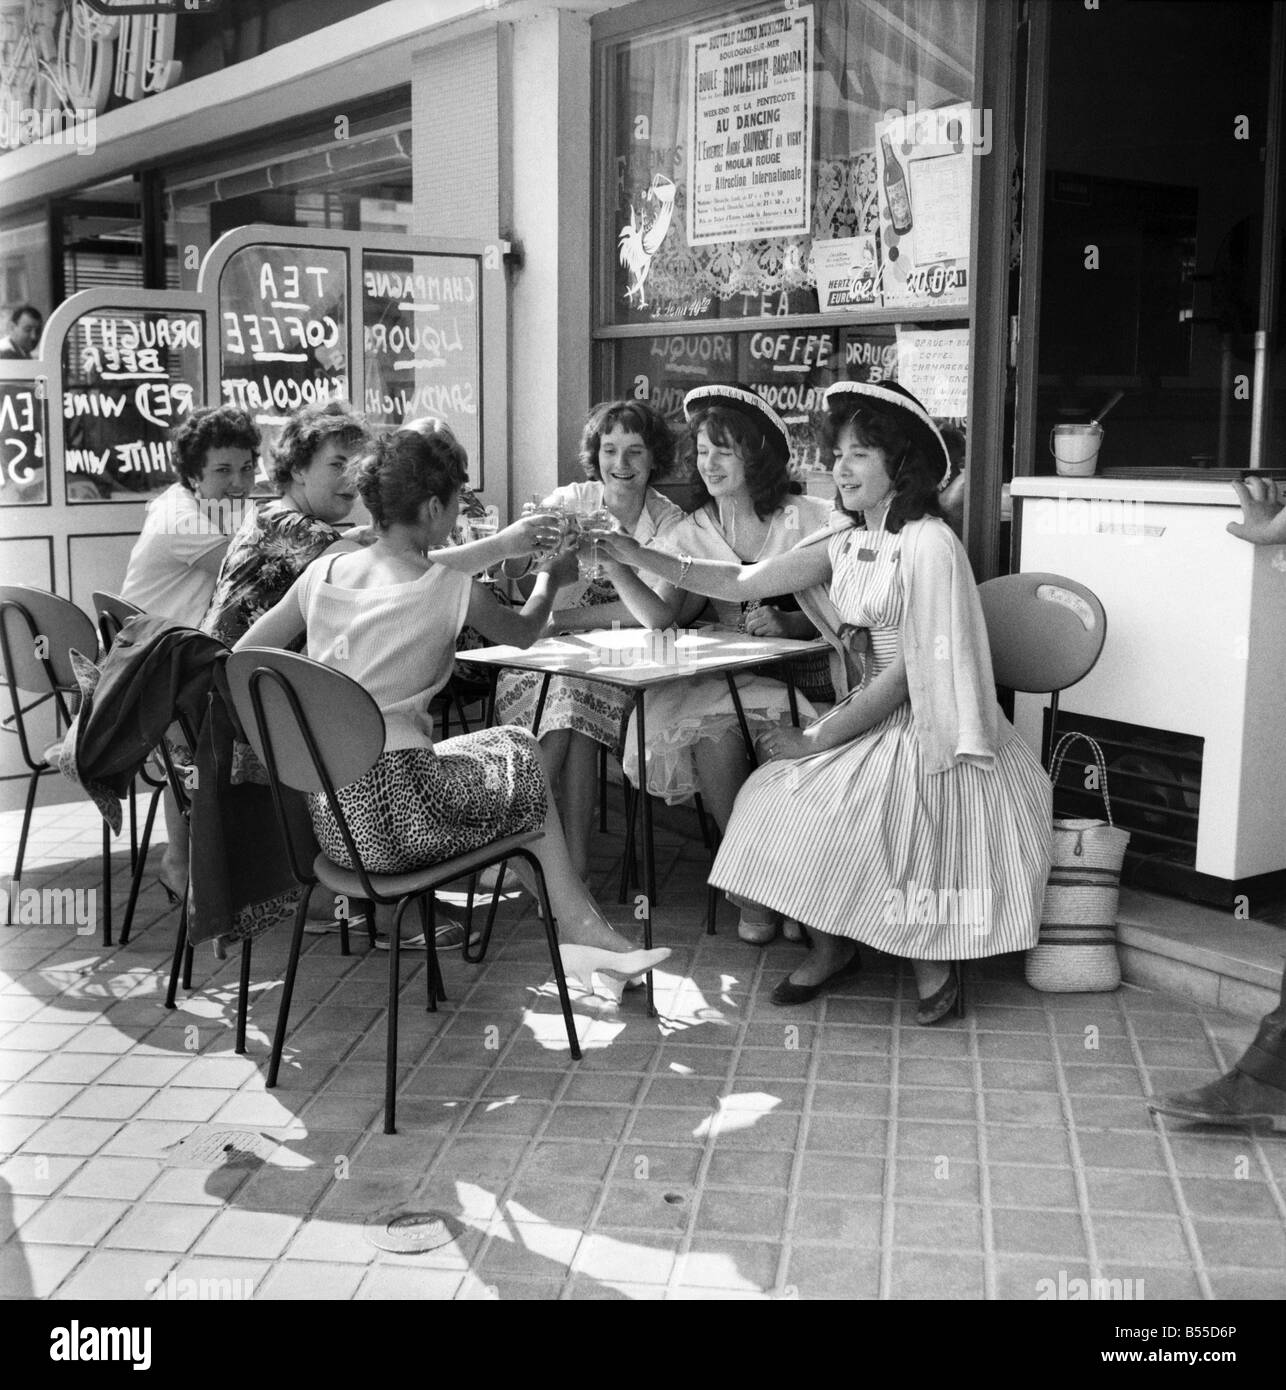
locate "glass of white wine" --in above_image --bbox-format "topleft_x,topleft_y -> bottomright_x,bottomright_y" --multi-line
577,506 -> 615,582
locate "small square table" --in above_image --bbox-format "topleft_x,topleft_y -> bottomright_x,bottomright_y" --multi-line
462,626 -> 830,1013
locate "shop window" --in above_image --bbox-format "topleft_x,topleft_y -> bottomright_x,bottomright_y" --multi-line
1036,1 -> 1274,473
595,0 -> 976,486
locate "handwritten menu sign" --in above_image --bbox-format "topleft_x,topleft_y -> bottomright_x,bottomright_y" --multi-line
687,4 -> 814,245
362,251 -> 481,476
218,245 -> 349,460
744,328 -> 837,471
617,332 -> 737,428
0,380 -> 48,506
896,326 -> 969,420
60,311 -> 203,502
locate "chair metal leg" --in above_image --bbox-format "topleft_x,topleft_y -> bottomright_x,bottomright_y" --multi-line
462,861 -> 505,965
519,848 -> 580,1061
598,745 -> 608,833
694,793 -> 714,852
182,940 -> 194,991
100,821 -> 113,947
422,893 -> 442,1010
235,937 -> 252,1054
128,778 -> 139,874
338,895 -> 350,957
9,767 -> 43,919
384,898 -> 409,1134
618,784 -> 638,904
120,783 -> 162,946
165,899 -> 189,1009
706,884 -> 720,935
267,891 -> 310,1088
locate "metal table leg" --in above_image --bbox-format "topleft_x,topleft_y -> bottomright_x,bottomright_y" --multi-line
725,671 -> 760,768
634,691 -> 656,1018
530,672 -> 553,739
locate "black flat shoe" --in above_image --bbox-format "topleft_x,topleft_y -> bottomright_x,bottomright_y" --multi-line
771,948 -> 862,1006
916,964 -> 965,1026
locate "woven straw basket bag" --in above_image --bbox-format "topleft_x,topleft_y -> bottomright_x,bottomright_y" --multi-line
1026,732 -> 1131,993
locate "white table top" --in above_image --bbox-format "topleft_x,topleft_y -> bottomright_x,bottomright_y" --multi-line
464,626 -> 830,690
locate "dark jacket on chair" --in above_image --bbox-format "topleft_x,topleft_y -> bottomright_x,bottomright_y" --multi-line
61,614 -> 309,945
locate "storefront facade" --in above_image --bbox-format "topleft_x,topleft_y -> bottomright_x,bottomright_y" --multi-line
2,0 -> 1284,832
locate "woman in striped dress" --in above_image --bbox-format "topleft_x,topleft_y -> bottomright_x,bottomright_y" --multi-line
604,382 -> 1052,1022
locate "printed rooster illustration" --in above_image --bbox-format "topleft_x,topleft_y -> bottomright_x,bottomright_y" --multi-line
618,174 -> 677,309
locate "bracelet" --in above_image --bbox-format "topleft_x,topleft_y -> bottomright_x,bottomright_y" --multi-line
677,552 -> 694,588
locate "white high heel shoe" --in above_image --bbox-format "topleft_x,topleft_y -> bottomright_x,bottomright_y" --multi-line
557,943 -> 670,997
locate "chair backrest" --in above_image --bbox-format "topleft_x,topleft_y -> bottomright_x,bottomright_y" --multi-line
977,572 -> 1107,696
225,649 -> 386,889
0,585 -> 97,697
91,590 -> 145,654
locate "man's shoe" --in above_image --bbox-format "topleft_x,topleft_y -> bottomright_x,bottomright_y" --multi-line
1147,1069 -> 1286,1131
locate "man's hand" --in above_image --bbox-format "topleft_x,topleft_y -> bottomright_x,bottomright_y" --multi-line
1228,477 -> 1286,545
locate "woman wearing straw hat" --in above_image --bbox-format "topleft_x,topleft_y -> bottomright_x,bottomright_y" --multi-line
604,380 -> 1052,1020
612,384 -> 832,944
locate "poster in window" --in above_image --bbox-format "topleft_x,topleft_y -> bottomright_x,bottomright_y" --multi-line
687,5 -> 814,247
875,103 -> 974,309
811,235 -> 880,312
895,326 -> 970,421
60,311 -> 204,502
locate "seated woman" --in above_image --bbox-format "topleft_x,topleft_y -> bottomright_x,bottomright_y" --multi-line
235,423 -> 669,1000
202,401 -> 372,647
495,399 -> 685,878
121,405 -> 260,905
122,405 -> 259,626
614,385 -> 832,944
605,381 -> 1052,1021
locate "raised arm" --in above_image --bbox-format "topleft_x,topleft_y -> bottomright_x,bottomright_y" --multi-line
601,531 -> 833,602
427,512 -> 563,576
463,545 -> 578,648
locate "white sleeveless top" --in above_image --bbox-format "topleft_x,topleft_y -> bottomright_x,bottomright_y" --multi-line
295,555 -> 473,750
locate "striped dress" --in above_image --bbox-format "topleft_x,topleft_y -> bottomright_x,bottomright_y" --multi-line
709,524 -> 1051,960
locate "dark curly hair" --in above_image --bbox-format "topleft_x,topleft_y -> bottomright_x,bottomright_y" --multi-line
356,425 -> 468,529
269,402 -> 372,489
822,401 -> 943,535
171,406 -> 260,490
688,405 -> 800,520
579,399 -> 676,482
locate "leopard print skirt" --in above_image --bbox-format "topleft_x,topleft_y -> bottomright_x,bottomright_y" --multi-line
307,726 -> 547,875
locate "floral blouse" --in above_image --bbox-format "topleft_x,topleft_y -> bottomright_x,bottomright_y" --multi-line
201,500 -> 342,647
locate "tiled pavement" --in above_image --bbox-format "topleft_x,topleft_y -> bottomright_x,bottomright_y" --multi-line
2,799 -> 1285,1302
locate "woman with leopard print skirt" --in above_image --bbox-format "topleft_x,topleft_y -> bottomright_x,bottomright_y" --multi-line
236,424 -> 670,999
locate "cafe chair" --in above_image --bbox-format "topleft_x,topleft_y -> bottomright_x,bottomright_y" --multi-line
977,572 -> 1108,770
0,585 -> 114,944
226,648 -> 582,1135
91,591 -> 167,944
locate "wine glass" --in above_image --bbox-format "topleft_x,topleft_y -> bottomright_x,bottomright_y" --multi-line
577,507 -> 615,582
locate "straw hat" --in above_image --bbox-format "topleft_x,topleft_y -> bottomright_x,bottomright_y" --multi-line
683,383 -> 791,467
823,380 -> 953,489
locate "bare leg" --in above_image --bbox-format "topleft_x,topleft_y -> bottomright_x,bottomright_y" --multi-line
692,728 -> 753,834
558,733 -> 598,881
160,788 -> 188,895
538,727 -> 572,789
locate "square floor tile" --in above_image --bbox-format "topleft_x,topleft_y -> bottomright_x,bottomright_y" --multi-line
1092,1215 -> 1192,1264
54,1249 -> 177,1302
784,1243 -> 881,1300
892,1200 -> 984,1253
63,1158 -> 162,1202
193,1210 -> 303,1260
1193,1218 -> 1286,1269
103,1202 -> 217,1254
257,1260 -> 366,1300
888,1250 -> 985,1299
20,1197 -> 128,1246
792,1196 -> 883,1247
992,1207 -> 1088,1259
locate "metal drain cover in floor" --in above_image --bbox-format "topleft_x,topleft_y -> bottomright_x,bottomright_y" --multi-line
163,1127 -> 279,1169
364,1211 -> 457,1254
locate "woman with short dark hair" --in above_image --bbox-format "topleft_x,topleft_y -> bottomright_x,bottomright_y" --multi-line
237,422 -> 669,993
122,405 -> 261,627
495,399 -> 686,878
612,385 -> 833,942
605,381 -> 1052,1017
202,402 -> 372,648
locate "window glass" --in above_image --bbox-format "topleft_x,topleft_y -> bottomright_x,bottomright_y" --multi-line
604,0 -> 978,325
